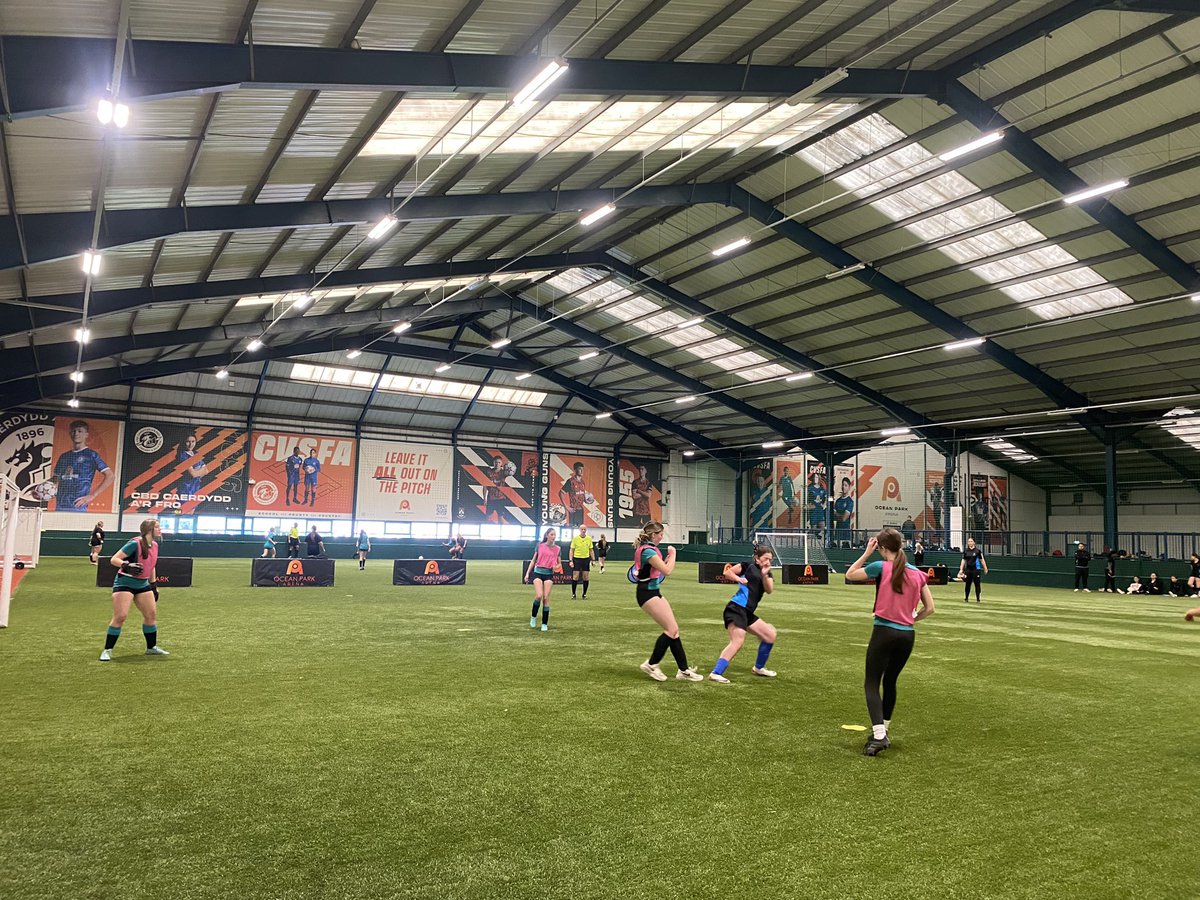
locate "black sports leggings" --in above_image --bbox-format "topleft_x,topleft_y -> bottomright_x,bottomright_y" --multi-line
864,625 -> 915,727
963,571 -> 982,601
1104,571 -> 1116,591
1074,568 -> 1089,590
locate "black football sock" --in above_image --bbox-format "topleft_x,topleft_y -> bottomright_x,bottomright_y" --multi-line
582,581 -> 589,598
531,600 -> 541,618
669,637 -> 689,671
649,633 -> 671,665
542,606 -> 550,626
143,624 -> 157,649
104,626 -> 120,649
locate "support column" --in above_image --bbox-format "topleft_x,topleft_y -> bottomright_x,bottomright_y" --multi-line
1104,437 -> 1119,552
943,450 -> 956,551
733,458 -> 745,540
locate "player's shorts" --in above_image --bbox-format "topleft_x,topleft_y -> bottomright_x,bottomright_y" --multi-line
723,602 -> 759,631
532,569 -> 555,583
597,548 -> 608,558
287,475 -> 300,485
636,585 -> 662,607
263,541 -> 274,549
113,575 -> 153,594
572,557 -> 591,572
89,538 -> 103,547
304,475 -> 318,486
568,507 -> 585,527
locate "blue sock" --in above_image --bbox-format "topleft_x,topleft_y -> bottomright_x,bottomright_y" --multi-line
713,657 -> 730,676
755,642 -> 773,668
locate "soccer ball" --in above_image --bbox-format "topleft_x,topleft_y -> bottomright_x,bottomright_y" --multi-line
304,464 -> 316,474
584,492 -> 595,504
30,481 -> 57,502
547,504 -> 566,525
504,461 -> 517,477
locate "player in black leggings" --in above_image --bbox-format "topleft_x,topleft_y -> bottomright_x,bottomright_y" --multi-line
957,537 -> 987,603
1073,543 -> 1092,592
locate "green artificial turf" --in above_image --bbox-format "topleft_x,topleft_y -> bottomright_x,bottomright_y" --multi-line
2,557 -> 1197,899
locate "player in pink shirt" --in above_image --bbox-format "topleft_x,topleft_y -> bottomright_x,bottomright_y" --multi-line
846,527 -> 935,756
523,528 -> 562,632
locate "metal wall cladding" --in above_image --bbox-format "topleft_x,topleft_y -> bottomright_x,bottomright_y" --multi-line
249,0 -> 372,47
353,0 -> 478,51
128,0 -> 250,41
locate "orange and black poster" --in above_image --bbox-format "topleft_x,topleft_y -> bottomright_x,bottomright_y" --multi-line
616,457 -> 663,526
454,446 -> 539,526
247,431 -> 356,519
122,421 -> 248,515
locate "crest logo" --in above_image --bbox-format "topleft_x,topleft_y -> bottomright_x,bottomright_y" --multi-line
252,481 -> 278,505
882,476 -> 901,501
134,427 -> 164,453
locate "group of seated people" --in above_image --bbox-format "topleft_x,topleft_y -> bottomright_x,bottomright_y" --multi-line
1126,573 -> 1196,597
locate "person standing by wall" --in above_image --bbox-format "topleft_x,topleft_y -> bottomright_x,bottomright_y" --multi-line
305,526 -> 325,558
1103,549 -> 1120,593
287,522 -> 301,559
1073,543 -> 1092,592
595,533 -> 609,574
913,539 -> 925,568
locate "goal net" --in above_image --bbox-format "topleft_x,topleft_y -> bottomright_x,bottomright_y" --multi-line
2,475 -> 43,627
754,530 -> 836,573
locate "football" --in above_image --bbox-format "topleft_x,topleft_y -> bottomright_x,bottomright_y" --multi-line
504,461 -> 517,477
304,464 -> 316,474
584,492 -> 595,504
30,481 -> 57,502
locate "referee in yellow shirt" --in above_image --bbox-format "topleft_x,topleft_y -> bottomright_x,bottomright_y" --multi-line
570,525 -> 596,599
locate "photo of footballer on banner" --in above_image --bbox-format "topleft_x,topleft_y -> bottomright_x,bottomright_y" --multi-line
969,474 -> 990,538
617,457 -> 663,526
541,453 -> 608,528
246,431 -> 357,518
831,463 -> 855,544
747,461 -> 773,532
805,459 -> 828,538
988,475 -> 1009,536
454,447 -> 539,525
0,410 -> 122,512
774,457 -> 804,528
123,422 -> 249,515
357,439 -> 453,521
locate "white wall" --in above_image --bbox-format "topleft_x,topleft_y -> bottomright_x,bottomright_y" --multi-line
663,452 -> 735,541
1049,485 -> 1200,534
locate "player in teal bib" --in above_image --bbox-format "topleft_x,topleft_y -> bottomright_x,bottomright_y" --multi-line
100,519 -> 169,661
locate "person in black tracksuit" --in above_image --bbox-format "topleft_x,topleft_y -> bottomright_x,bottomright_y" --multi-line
1073,544 -> 1092,592
957,537 -> 987,603
1103,550 -> 1119,593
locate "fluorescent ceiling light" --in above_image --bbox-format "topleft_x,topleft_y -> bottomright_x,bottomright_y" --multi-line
881,427 -> 911,436
938,131 -> 1003,163
762,441 -> 784,449
368,215 -> 399,240
825,262 -> 867,280
595,412 -> 613,420
346,350 -> 363,359
712,237 -> 750,257
683,450 -> 695,457
785,372 -> 812,382
676,317 -> 705,329
786,67 -> 849,106
675,395 -> 696,404
944,337 -> 985,351
81,250 -> 102,275
292,293 -> 314,310
112,103 -> 129,128
1062,180 -> 1127,205
67,397 -> 80,408
392,321 -> 411,334
1191,294 -> 1200,302
435,364 -> 451,373
490,338 -> 512,349
579,351 -> 599,361
246,339 -> 264,352
69,371 -> 84,383
75,328 -> 90,344
215,369 -> 229,380
513,59 -> 568,109
96,98 -> 114,125
515,372 -> 532,381
580,204 -> 616,227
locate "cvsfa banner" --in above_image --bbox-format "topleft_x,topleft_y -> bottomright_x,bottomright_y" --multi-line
247,431 -> 356,518
251,557 -> 335,587
616,457 -> 663,527
357,440 -> 453,521
804,459 -> 828,535
541,453 -> 608,528
393,558 -> 467,586
0,409 -> 123,514
123,421 -> 248,515
454,446 -> 539,525
830,463 -> 856,540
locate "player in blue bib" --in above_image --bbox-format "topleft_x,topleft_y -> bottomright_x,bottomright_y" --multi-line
302,451 -> 321,507
356,530 -> 371,570
709,544 -> 778,683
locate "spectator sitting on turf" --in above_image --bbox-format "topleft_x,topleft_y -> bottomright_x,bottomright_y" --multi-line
1168,576 -> 1191,598
1126,576 -> 1146,595
1145,573 -> 1165,596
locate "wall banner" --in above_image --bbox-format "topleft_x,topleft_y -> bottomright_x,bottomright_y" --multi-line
541,452 -> 609,528
357,440 -> 453,521
617,457 -> 663,527
454,446 -> 539,525
830,463 -> 856,540
747,461 -> 774,532
123,421 -> 247,515
804,459 -> 829,535
1,410 -> 123,514
250,557 -> 335,587
247,431 -> 356,519
774,458 -> 804,529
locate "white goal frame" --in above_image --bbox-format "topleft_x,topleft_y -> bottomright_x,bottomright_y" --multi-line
754,530 -> 836,572
1,475 -> 43,628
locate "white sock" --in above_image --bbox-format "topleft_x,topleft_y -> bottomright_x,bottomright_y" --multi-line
872,724 -> 887,740
884,719 -> 891,732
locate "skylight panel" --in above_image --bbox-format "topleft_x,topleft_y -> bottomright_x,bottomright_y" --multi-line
1159,407 -> 1200,448
290,363 -> 545,407
795,115 -> 1133,320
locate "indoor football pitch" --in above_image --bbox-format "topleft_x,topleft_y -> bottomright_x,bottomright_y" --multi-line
2,557 -> 1196,899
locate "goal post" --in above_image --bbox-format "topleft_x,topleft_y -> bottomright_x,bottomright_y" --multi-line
753,530 -> 836,573
1,475 -> 43,628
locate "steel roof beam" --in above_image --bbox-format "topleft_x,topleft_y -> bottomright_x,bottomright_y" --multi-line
3,250 -> 609,336
727,185 -> 1111,441
942,82 -> 1200,297
0,184 -> 728,271
0,36 -> 944,120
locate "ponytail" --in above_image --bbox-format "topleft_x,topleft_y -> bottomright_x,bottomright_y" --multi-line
874,527 -> 909,594
138,518 -> 157,559
634,521 -> 664,550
